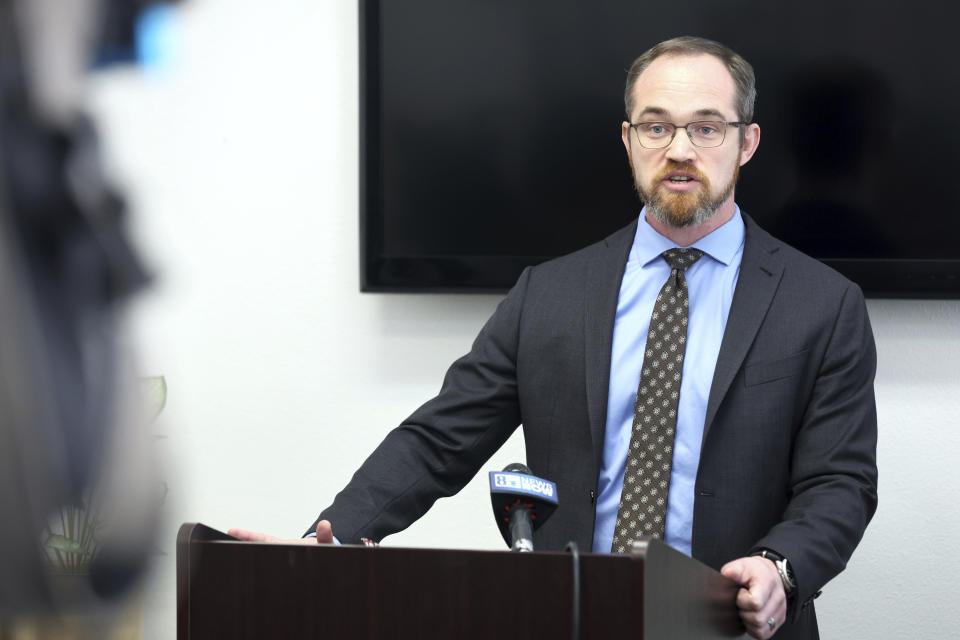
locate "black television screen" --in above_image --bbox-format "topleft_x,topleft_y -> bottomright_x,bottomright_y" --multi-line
360,0 -> 960,297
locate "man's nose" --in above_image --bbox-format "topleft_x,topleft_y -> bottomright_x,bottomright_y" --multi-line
664,128 -> 697,163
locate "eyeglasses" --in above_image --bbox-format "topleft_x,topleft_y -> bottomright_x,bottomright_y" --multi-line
628,120 -> 747,149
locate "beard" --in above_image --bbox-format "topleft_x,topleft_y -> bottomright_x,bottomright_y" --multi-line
630,154 -> 740,228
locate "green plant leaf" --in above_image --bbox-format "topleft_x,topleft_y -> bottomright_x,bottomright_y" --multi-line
45,534 -> 84,554
141,376 -> 167,423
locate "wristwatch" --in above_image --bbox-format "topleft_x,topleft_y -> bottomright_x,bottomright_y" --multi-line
758,549 -> 796,594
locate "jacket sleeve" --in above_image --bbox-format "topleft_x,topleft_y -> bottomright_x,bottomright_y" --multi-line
750,283 -> 879,617
307,268 -> 532,543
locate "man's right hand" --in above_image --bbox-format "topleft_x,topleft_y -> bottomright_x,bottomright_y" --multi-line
227,519 -> 335,544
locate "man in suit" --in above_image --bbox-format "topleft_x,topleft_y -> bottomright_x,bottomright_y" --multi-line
232,36 -> 877,640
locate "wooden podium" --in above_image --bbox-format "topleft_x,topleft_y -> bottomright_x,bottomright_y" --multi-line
177,523 -> 746,639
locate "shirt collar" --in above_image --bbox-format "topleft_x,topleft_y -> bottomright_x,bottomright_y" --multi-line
629,205 -> 745,268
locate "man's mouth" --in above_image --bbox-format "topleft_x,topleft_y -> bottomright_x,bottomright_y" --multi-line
659,172 -> 700,192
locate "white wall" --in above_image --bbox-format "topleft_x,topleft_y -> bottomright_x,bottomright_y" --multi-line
86,1 -> 960,638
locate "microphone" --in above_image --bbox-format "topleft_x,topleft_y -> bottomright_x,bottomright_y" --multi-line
489,463 -> 559,552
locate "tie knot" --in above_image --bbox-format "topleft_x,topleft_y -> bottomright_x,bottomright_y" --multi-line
662,248 -> 704,273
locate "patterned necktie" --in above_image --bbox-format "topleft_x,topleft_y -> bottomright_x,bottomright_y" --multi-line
611,247 -> 704,553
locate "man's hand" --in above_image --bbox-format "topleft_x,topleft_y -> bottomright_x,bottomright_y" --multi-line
227,520 -> 335,544
720,556 -> 787,639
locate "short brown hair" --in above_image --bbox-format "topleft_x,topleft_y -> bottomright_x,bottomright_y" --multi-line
624,36 -> 757,123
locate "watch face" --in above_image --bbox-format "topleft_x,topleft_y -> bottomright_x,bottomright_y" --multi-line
761,550 -> 796,591
776,559 -> 796,591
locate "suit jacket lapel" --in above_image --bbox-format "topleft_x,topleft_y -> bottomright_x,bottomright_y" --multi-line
584,220 -> 636,478
702,213 -> 784,444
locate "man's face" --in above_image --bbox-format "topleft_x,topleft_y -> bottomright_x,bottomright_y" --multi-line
622,54 -> 759,228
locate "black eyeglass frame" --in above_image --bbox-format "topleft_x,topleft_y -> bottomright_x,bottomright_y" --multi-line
628,120 -> 748,149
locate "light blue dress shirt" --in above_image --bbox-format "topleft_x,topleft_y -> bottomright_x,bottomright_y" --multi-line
591,206 -> 744,556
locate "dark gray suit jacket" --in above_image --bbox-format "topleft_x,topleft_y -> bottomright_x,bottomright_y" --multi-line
315,214 -> 878,639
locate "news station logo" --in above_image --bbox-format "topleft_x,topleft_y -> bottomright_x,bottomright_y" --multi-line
491,472 -> 556,500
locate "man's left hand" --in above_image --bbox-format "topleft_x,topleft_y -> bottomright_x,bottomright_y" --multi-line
720,556 -> 786,639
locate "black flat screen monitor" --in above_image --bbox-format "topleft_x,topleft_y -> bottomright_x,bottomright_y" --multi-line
360,0 -> 960,297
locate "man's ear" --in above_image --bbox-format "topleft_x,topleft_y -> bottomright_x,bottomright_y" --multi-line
622,121 -> 632,156
739,123 -> 761,166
